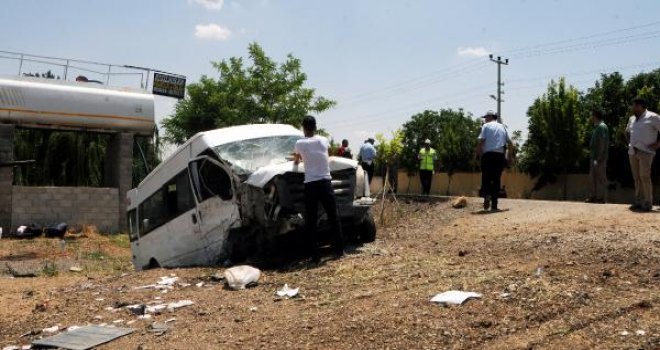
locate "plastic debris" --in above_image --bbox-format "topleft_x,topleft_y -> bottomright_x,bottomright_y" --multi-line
145,304 -> 167,314
42,325 -> 60,334
276,284 -> 299,298
430,291 -> 482,305
167,300 -> 194,311
635,330 -> 646,336
620,330 -> 630,336
69,266 -> 83,272
224,265 -> 261,290
196,282 -> 205,288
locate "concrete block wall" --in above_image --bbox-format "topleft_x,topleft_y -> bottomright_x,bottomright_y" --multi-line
11,186 -> 119,233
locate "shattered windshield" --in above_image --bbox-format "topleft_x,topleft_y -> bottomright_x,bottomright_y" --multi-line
213,135 -> 302,175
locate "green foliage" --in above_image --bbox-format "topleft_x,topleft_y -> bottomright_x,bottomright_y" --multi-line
400,109 -> 481,174
520,68 -> 660,189
162,42 -> 336,144
374,129 -> 404,170
518,78 -> 587,190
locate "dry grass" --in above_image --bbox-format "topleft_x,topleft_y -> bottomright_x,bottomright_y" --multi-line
0,199 -> 659,350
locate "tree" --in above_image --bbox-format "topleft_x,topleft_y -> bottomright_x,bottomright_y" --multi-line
400,109 -> 481,192
518,78 -> 587,197
374,130 -> 403,192
162,43 -> 336,144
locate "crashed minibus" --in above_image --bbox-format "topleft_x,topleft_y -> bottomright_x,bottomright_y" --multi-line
127,124 -> 376,270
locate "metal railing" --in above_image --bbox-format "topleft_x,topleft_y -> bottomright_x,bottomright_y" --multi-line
0,50 -> 184,91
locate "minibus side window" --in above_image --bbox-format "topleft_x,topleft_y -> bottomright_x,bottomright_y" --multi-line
196,160 -> 233,201
139,169 -> 196,236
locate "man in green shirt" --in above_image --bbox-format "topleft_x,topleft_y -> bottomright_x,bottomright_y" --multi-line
587,110 -> 609,203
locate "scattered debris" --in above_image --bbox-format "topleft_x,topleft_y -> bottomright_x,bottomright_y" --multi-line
149,322 -> 169,336
44,223 -> 68,238
126,304 -> 146,315
451,196 -> 468,209
137,315 -> 152,320
249,307 -> 258,312
167,300 -> 194,311
42,325 -> 60,334
196,282 -> 205,288
276,284 -> 299,298
635,330 -> 646,336
224,265 -> 261,290
145,304 -> 166,314
620,330 -> 630,336
430,291 -> 482,305
32,325 -> 134,350
133,276 -> 179,291
69,266 -> 83,272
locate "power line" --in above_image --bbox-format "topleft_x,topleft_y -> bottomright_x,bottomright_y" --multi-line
333,21 -> 660,104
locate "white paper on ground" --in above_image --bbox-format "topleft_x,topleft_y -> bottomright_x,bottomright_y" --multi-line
430,291 -> 482,305
276,284 -> 299,298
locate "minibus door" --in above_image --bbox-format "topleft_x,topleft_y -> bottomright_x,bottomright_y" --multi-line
188,156 -> 241,265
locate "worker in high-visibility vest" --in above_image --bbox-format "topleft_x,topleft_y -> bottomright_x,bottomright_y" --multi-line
418,139 -> 437,195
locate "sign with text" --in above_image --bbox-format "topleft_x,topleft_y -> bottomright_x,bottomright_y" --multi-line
152,73 -> 186,99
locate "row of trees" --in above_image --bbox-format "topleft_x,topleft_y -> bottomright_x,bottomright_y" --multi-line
520,69 -> 660,191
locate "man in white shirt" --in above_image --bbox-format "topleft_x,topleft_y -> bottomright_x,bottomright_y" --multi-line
476,111 -> 514,211
294,116 -> 344,262
626,97 -> 660,212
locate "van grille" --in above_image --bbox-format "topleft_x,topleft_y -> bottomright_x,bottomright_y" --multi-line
275,168 -> 356,213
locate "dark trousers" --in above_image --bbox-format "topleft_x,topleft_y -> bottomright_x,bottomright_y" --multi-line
419,170 -> 433,195
361,162 -> 375,184
481,152 -> 505,208
304,179 -> 344,260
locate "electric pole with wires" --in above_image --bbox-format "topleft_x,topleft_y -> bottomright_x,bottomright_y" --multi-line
489,54 -> 509,122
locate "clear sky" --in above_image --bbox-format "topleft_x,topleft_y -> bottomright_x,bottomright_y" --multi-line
2,0 -> 660,151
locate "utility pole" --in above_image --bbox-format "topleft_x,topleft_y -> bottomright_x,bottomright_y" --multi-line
489,54 -> 509,122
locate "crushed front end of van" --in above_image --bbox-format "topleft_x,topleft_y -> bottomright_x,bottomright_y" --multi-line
216,135 -> 377,263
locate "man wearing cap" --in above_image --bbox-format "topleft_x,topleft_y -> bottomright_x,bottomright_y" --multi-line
294,116 -> 345,263
418,139 -> 437,195
358,138 -> 377,184
476,111 -> 514,211
626,97 -> 660,212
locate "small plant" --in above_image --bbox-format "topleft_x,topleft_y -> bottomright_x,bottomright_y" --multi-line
42,260 -> 58,277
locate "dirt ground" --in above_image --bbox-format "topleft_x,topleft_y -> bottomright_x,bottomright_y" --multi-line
0,198 -> 659,350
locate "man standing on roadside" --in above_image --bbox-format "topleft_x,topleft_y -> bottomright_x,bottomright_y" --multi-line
294,116 -> 344,263
358,138 -> 377,184
586,110 -> 609,203
418,139 -> 437,195
626,97 -> 660,212
476,111 -> 514,212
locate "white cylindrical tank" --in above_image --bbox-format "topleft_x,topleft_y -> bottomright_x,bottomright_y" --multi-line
0,76 -> 155,135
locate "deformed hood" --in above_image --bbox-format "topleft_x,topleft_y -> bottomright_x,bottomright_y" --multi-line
245,157 -> 358,188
